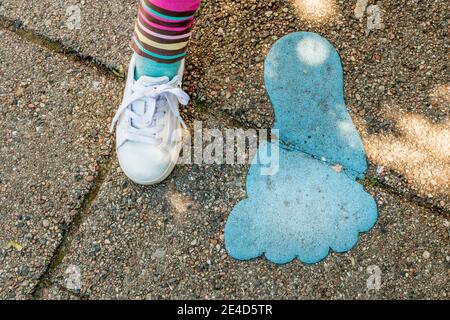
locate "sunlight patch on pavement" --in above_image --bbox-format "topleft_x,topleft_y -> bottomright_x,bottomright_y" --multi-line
167,190 -> 195,223
430,84 -> 450,105
365,113 -> 450,197
292,0 -> 336,22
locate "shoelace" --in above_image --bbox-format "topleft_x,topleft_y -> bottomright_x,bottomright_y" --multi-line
110,76 -> 190,144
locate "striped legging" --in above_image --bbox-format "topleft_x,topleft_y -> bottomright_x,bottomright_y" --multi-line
131,0 -> 202,64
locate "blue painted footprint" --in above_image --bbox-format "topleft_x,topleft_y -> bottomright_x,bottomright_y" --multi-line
224,32 -> 378,265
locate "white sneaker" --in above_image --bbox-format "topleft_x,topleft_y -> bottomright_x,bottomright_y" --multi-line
110,53 -> 190,185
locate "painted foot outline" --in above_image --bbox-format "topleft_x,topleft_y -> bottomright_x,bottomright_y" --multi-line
224,32 -> 378,265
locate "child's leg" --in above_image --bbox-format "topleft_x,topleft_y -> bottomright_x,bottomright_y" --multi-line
131,0 -> 202,79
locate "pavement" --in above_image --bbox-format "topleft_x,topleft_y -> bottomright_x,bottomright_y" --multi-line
0,0 -> 448,300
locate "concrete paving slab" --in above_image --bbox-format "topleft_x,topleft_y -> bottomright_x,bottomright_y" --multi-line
0,30 -> 122,299
0,0 -> 136,70
1,0 -> 447,210
45,155 -> 448,299
190,0 -> 450,209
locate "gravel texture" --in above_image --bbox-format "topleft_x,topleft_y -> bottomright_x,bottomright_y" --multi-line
1,0 -> 447,209
188,0 -> 450,209
0,0 -> 448,300
46,164 -> 449,299
31,115 -> 449,300
0,0 -> 136,69
0,30 -> 122,299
